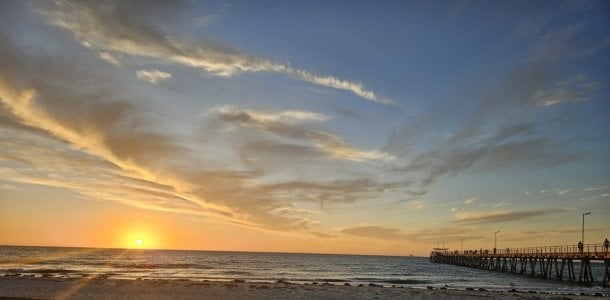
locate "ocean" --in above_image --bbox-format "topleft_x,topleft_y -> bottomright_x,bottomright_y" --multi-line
0,246 -> 607,294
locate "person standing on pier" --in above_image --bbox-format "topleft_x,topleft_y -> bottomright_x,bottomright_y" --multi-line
604,238 -> 609,254
578,241 -> 583,254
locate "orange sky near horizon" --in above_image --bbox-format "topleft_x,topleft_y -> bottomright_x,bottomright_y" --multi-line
2,186 -> 608,256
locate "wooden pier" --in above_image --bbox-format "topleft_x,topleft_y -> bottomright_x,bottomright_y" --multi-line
430,243 -> 610,287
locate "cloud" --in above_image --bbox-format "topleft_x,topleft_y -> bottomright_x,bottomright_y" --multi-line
583,186 -> 607,192
532,75 -> 598,107
97,52 -> 120,66
340,225 -> 405,240
464,197 -> 478,205
491,226 -> 609,243
212,105 -> 330,124
396,122 -> 582,188
136,69 -> 172,84
407,201 -> 424,211
538,188 -> 574,197
454,209 -> 568,224
37,0 -> 391,104
213,106 -> 392,162
254,179 -> 402,207
340,224 -> 487,242
0,182 -> 23,191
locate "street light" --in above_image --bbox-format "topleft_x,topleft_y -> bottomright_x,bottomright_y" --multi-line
494,231 -> 500,252
582,212 -> 591,244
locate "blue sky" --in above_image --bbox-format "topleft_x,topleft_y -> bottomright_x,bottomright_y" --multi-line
0,0 -> 608,255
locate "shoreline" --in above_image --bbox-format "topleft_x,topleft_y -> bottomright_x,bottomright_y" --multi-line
1,276 -> 607,299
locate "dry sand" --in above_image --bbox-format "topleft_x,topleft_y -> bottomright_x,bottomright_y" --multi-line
0,276 -> 607,299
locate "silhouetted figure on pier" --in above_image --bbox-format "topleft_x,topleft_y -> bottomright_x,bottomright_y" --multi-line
578,241 -> 583,254
604,238 -> 609,254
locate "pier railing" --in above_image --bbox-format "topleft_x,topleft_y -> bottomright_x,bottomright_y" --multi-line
437,243 -> 608,258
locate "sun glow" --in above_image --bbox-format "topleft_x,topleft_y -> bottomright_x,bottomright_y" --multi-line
121,227 -> 160,249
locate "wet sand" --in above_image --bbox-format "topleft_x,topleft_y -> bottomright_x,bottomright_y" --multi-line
0,276 -> 606,299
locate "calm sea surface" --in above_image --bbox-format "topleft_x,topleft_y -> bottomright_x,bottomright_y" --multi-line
0,246 -> 607,294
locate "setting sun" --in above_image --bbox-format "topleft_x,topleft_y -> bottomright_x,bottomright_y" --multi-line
121,227 -> 161,249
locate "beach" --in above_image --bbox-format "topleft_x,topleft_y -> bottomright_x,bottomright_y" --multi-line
0,276 -> 607,300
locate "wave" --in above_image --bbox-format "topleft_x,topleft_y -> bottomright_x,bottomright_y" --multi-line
117,263 -> 208,269
2,268 -> 78,274
350,277 -> 428,284
381,279 -> 428,284
310,278 -> 348,283
218,270 -> 252,275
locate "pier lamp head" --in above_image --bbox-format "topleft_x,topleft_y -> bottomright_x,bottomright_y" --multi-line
583,212 -> 591,215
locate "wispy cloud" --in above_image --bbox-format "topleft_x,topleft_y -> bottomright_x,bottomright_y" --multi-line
340,225 -> 405,240
407,201 -> 424,211
532,74 -> 598,107
0,182 -> 23,191
454,209 -> 568,224
583,186 -> 607,192
136,69 -> 172,84
97,52 -> 121,66
464,197 -> 478,205
213,106 -> 392,162
37,0 -> 391,104
394,122 -> 582,188
539,188 -> 572,196
212,105 -> 330,124
340,224 -> 487,243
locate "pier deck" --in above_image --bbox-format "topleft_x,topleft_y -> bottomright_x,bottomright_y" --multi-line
430,243 -> 610,287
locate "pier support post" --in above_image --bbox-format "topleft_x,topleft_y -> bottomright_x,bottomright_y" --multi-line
603,259 -> 610,287
579,258 -> 593,284
529,257 -> 537,277
567,258 -> 575,281
539,258 -> 547,278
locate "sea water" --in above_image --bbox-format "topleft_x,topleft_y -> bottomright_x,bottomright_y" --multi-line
0,245 -> 607,295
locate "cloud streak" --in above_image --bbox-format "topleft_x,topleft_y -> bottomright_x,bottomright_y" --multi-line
214,106 -> 392,162
136,69 -> 172,84
393,122 -> 582,188
38,0 -> 391,104
454,209 -> 568,224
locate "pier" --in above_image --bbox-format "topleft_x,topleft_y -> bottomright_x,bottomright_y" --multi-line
430,243 -> 610,287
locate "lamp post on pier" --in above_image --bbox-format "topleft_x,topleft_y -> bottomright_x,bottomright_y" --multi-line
494,231 -> 500,254
582,212 -> 590,244
461,238 -> 465,252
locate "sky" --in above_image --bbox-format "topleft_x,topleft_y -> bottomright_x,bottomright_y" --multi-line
0,0 -> 609,256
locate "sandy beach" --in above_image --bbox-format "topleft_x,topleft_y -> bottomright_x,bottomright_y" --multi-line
0,276 -> 607,300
